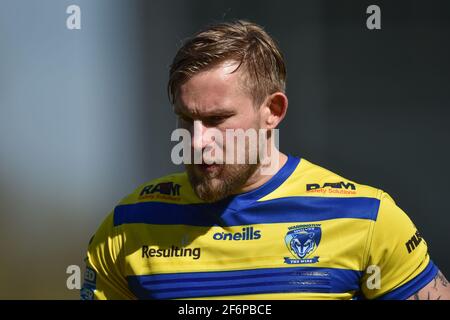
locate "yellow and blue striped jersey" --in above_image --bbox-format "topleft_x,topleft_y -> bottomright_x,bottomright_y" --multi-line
81,155 -> 437,300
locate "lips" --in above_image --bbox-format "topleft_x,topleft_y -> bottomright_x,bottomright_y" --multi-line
197,163 -> 221,174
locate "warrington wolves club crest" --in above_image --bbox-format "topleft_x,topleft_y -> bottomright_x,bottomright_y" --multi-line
284,224 -> 321,264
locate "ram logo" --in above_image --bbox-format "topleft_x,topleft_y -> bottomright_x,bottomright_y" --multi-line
140,182 -> 181,197
306,181 -> 356,191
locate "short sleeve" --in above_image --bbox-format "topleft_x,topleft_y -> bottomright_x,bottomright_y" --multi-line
80,212 -> 135,300
360,192 -> 438,300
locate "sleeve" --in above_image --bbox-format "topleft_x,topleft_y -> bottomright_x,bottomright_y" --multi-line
360,192 -> 438,300
80,211 -> 136,300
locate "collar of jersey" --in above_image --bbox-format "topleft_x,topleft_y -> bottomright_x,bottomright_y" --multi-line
211,154 -> 301,211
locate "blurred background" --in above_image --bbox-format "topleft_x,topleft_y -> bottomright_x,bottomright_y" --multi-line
0,0 -> 449,299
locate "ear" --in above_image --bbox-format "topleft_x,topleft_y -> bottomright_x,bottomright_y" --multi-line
260,92 -> 288,129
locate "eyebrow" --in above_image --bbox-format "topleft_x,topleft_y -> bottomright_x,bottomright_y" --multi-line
174,106 -> 235,118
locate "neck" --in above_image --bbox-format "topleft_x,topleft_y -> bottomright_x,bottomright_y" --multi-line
236,149 -> 288,194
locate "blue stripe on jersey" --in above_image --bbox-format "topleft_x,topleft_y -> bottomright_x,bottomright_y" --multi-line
114,196 -> 380,227
376,260 -> 438,300
127,266 -> 362,299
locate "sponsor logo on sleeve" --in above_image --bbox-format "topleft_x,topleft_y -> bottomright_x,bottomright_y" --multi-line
306,181 -> 356,195
405,230 -> 423,253
139,182 -> 181,201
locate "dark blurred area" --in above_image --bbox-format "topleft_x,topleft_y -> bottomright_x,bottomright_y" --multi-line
0,0 -> 448,298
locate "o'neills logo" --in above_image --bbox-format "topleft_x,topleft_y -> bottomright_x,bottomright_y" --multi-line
213,227 -> 262,241
142,245 -> 201,260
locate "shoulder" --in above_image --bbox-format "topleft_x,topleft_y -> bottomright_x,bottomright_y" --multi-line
261,157 -> 383,202
105,171 -> 205,228
117,171 -> 201,206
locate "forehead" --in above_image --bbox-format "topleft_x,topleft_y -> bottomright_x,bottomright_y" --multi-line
176,61 -> 250,112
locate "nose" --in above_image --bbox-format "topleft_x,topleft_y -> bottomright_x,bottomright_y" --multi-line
192,120 -> 207,151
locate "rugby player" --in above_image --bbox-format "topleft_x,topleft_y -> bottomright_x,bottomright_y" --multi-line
81,20 -> 450,300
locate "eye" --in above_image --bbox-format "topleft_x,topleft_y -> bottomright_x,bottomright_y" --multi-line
204,116 -> 227,126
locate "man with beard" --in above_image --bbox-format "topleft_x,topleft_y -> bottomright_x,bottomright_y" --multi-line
82,20 -> 449,300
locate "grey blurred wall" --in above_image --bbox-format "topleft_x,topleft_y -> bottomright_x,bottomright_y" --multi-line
0,0 -> 448,299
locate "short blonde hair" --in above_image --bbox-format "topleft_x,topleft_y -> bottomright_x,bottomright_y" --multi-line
168,20 -> 287,106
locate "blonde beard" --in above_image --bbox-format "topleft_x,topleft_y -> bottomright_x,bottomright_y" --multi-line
186,163 -> 259,202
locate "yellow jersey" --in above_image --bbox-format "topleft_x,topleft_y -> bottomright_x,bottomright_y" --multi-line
81,155 -> 437,300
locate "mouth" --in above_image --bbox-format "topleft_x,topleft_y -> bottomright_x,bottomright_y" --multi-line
196,163 -> 222,174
